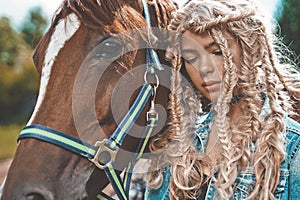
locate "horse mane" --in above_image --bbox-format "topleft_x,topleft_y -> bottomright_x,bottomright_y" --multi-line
33,0 -> 177,73
57,0 -> 176,32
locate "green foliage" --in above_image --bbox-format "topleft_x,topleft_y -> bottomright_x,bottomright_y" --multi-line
277,0 -> 300,58
0,124 -> 24,160
0,60 -> 39,125
0,14 -> 42,125
0,8 -> 46,160
0,17 -> 24,66
20,7 -> 48,49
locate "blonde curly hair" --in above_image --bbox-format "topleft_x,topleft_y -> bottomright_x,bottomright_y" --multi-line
146,0 -> 300,199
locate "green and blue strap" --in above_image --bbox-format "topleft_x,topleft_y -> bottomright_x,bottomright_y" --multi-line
106,83 -> 153,150
18,125 -> 97,159
18,83 -> 156,200
142,0 -> 164,73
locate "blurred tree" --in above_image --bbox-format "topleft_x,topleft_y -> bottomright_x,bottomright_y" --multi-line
0,60 -> 39,124
20,6 -> 48,49
0,17 -> 24,66
0,8 -> 46,125
276,0 -> 300,60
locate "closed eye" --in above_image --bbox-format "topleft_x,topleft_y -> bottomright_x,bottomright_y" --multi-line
212,50 -> 222,56
184,56 -> 199,64
182,49 -> 200,64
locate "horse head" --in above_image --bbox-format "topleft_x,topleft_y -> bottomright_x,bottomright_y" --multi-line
1,0 -> 176,199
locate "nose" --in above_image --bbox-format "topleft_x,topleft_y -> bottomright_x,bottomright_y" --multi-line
22,187 -> 54,200
199,56 -> 215,76
13,186 -> 54,200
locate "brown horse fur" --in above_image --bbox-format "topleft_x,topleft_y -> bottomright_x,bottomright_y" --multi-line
1,0 -> 177,199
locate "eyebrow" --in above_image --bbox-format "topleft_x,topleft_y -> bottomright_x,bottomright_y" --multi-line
182,41 -> 219,54
181,49 -> 198,54
204,41 -> 218,50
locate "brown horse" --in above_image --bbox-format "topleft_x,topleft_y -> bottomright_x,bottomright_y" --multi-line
1,0 -> 176,199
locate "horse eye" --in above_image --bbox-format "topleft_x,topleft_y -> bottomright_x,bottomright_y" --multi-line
93,39 -> 123,60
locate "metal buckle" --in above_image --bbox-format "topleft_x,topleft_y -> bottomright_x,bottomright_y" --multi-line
89,139 -> 118,170
147,102 -> 158,121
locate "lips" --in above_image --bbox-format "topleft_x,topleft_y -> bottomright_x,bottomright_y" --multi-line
202,81 -> 221,91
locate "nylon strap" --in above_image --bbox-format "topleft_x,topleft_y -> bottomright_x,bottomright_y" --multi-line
103,163 -> 128,200
142,0 -> 164,73
18,83 -> 153,158
106,83 -> 153,150
123,116 -> 157,193
97,116 -> 158,200
97,193 -> 113,200
18,107 -> 158,200
18,125 -> 97,159
17,1 -> 162,199
17,83 -> 156,200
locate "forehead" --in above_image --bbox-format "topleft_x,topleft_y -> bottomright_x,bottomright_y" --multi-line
181,30 -> 239,50
181,31 -> 214,49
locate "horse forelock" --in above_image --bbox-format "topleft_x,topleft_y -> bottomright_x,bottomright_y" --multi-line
64,0 -> 176,32
66,0 -> 134,31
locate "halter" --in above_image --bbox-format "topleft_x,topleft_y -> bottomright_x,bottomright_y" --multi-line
17,1 -> 163,199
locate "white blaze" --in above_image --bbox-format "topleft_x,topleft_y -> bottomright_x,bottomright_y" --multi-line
27,13 -> 81,125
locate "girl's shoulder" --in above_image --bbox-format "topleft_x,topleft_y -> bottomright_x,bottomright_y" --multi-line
144,165 -> 171,200
285,117 -> 300,199
285,117 -> 300,165
285,117 -> 300,140
286,117 -> 300,136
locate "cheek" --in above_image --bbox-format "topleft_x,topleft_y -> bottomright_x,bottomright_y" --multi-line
185,63 -> 202,83
185,63 -> 207,93
214,56 -> 224,72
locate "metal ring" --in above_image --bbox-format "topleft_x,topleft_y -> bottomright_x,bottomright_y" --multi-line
89,139 -> 118,170
144,71 -> 159,88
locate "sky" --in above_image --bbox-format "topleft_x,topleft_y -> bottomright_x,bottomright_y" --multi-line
0,0 -> 62,28
0,0 -> 281,29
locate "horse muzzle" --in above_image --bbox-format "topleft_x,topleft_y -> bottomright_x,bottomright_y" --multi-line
1,184 -> 54,200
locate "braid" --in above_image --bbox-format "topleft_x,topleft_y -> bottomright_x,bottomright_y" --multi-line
192,10 -> 255,34
210,28 -> 239,199
232,19 -> 263,150
147,0 -> 300,199
238,38 -> 262,168
248,38 -> 286,199
264,30 -> 295,112
168,57 -> 184,144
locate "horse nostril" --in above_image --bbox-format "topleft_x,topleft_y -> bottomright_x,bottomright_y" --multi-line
26,193 -> 46,200
22,186 -> 54,200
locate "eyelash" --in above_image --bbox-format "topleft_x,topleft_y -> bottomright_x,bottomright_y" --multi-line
213,50 -> 222,56
184,50 -> 222,64
184,56 -> 199,64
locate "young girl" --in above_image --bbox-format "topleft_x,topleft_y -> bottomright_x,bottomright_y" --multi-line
145,0 -> 300,199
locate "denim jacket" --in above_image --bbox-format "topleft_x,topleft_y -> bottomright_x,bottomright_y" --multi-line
145,117 -> 300,199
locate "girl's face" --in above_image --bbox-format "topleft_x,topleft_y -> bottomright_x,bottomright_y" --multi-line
181,31 -> 241,103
